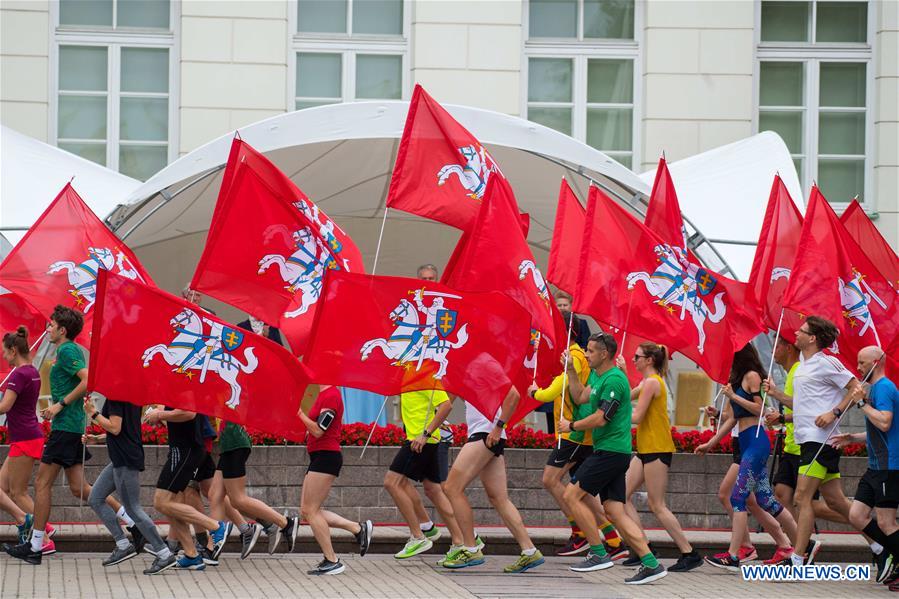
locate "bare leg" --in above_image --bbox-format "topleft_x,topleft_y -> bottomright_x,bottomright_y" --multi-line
444,441 -> 495,547
623,457 -> 647,542
224,476 -> 287,528
384,471 -> 425,539
301,471 -> 360,562
604,499 -> 651,557
564,483 -> 602,547
480,455 -> 534,552
5,456 -> 36,515
423,479 -> 463,545
643,459 -> 692,553
792,474 -> 823,555
31,462 -> 61,532
719,463 -> 752,547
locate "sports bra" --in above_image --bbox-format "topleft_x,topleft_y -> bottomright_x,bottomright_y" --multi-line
730,386 -> 759,419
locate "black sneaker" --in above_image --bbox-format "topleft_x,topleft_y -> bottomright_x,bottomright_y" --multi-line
240,523 -> 263,559
703,554 -> 740,572
668,552 -> 703,572
806,539 -> 822,565
606,544 -> 630,561
283,515 -> 300,553
308,558 -> 345,576
103,544 -> 137,566
355,520 -> 373,557
622,543 -> 656,567
876,551 -> 895,583
4,541 -> 41,565
264,522 -> 282,554
625,564 -> 668,585
883,560 -> 899,585
557,535 -> 589,556
569,552 -> 614,572
197,544 -> 218,566
144,553 -> 178,575
127,525 -> 146,554
148,538 -> 181,557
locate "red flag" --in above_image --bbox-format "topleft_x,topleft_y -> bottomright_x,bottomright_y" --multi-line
747,175 -> 806,341
304,271 -> 530,420
0,293 -> 46,379
841,200 -> 899,292
442,176 -> 566,387
0,184 -> 153,345
546,179 -> 586,295
89,271 -> 311,441
782,187 -> 898,363
645,157 -> 692,255
574,187 -> 763,384
386,85 -> 506,230
191,139 -> 364,357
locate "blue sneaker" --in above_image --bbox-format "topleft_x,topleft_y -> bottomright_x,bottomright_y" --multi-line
17,514 -> 34,544
176,554 -> 206,571
211,521 -> 232,561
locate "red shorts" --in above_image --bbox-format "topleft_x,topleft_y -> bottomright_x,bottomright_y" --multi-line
9,437 -> 45,459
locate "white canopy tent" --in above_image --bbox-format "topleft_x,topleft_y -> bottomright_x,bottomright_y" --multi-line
0,126 -> 142,249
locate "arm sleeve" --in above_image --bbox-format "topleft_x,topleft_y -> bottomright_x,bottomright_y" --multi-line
871,383 -> 895,413
57,344 -> 86,376
824,356 -> 854,390
107,400 -> 124,418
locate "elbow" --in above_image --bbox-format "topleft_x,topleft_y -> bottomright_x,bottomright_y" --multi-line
108,425 -> 122,436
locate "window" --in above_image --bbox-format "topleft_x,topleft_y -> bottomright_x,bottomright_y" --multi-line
53,0 -> 175,182
524,1 -> 639,169
756,1 -> 871,204
290,0 -> 408,109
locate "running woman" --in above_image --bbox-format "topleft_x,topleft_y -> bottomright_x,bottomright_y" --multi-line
298,385 -> 372,576
617,343 -> 702,571
385,389 -> 463,560
763,316 -> 861,566
833,346 -> 899,584
559,333 -> 666,585
442,387 -> 545,573
0,327 -> 43,547
6,306 -> 130,565
83,395 -> 177,574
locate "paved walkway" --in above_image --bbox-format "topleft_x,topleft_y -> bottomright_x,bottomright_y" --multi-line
1,553 -> 879,598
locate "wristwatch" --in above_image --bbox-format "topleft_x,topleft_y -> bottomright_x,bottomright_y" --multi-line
856,398 -> 867,409
496,419 -> 506,430
91,411 -> 99,421
570,420 -> 577,432
832,407 -> 843,417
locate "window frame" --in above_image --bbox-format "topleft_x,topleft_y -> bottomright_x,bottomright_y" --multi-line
521,0 -> 642,170
753,0 -> 875,208
286,0 -> 411,109
49,0 -> 179,179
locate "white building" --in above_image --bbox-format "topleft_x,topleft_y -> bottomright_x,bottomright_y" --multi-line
1,0 -> 896,248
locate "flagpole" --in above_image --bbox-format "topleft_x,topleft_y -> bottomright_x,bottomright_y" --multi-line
371,206 -> 390,276
757,308 -> 785,438
619,291 -> 635,359
360,394 -> 390,459
557,315 -> 575,450
711,386 -> 726,433
0,330 -> 47,388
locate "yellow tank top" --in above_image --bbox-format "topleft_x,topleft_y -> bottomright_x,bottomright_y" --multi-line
635,374 -> 675,454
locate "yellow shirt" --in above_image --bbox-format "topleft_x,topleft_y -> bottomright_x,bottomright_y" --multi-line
400,390 -> 449,443
534,344 -> 591,446
635,374 -> 675,454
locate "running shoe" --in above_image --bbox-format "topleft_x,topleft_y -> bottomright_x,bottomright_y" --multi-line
176,554 -> 205,571
4,541 -> 42,565
884,561 -> 899,585
308,558 -> 345,576
442,548 -> 485,569
198,545 -> 218,566
806,539 -> 822,565
569,552 -> 614,572
622,543 -> 657,567
127,525 -> 146,554
102,544 -> 137,567
625,564 -> 668,585
145,539 -> 180,557
240,523 -> 263,559
264,522 -> 282,554
45,523 -> 56,538
283,516 -> 300,554
437,544 -> 465,567
503,550 -> 544,573
703,554 -> 740,573
355,520 -> 373,557
668,552 -> 703,572
556,535 -> 589,556
889,579 -> 899,593
17,514 -> 34,544
210,521 -> 232,561
394,536 -> 433,559
877,551 -> 895,584
475,535 -> 485,551
423,524 -> 441,542
606,543 -> 630,561
144,553 -> 177,575
41,539 -> 56,556
714,545 -> 756,562
763,546 -> 794,565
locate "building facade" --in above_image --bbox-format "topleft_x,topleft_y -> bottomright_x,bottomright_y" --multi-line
1,0 -> 896,247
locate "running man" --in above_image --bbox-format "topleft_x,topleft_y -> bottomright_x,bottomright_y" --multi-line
764,316 -> 861,566
83,395 -> 176,574
833,346 -> 899,585
6,306 -> 130,565
558,333 -> 667,585
442,387 -> 545,573
298,385 -> 372,575
385,389 -> 463,560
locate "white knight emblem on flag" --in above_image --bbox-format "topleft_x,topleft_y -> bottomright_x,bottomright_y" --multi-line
47,246 -> 143,312
839,267 -> 887,339
437,144 -> 502,201
518,259 -> 551,307
141,308 -> 258,409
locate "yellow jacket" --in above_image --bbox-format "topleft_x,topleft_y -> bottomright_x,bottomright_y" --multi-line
534,344 -> 591,445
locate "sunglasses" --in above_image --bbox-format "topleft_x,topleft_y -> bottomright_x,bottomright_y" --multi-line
633,353 -> 646,361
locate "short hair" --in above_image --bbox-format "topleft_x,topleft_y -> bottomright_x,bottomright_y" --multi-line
416,264 -> 438,277
554,290 -> 573,301
805,315 -> 839,350
588,332 -> 617,356
50,305 -> 84,340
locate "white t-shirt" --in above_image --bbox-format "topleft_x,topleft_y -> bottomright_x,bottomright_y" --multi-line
465,402 -> 507,439
792,351 -> 855,444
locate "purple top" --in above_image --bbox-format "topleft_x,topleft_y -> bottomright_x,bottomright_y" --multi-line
3,365 -> 42,443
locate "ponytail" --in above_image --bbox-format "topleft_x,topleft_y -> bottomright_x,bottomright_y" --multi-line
2,325 -> 30,357
638,342 -> 668,377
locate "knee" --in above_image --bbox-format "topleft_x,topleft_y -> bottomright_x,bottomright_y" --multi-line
848,510 -> 869,531
562,485 -> 580,506
300,505 -> 317,522
541,470 -> 556,491
647,496 -> 667,515
443,478 -> 463,500
87,489 -> 104,509
876,511 -> 896,532
422,481 -> 440,502
153,494 -> 168,514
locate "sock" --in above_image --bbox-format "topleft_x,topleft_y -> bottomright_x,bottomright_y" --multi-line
684,551 -> 697,557
30,529 -> 44,552
238,522 -> 250,534
465,546 -> 479,553
590,543 -> 608,558
198,531 -> 209,546
420,520 -> 434,532
885,530 -> 899,559
569,518 -> 584,538
116,537 -> 130,550
599,520 -> 621,547
258,519 -> 273,530
640,551 -> 659,569
871,542 -> 884,555
522,547 -> 536,556
116,506 -> 135,527
791,553 -> 803,567
863,520 -> 890,547
157,546 -> 173,560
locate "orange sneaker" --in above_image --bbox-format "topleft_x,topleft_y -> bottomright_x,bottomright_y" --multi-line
41,539 -> 56,556
763,546 -> 793,565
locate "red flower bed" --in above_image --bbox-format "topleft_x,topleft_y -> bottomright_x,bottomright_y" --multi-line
0,422 -> 867,455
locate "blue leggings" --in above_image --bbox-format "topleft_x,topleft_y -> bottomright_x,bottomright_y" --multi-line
731,426 -> 783,515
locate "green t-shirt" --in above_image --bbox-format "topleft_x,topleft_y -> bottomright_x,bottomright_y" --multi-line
49,341 -> 87,434
400,390 -> 449,443
782,362 -> 800,456
585,367 -> 632,454
219,421 -> 252,452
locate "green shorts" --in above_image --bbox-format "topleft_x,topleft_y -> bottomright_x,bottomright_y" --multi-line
798,442 -> 841,483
